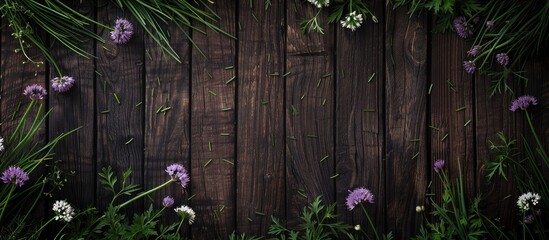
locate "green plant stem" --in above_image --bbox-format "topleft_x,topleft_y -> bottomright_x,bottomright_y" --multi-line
525,110 -> 549,160
360,203 -> 380,240
31,216 -> 55,239
175,217 -> 186,235
0,184 -> 16,222
118,178 -> 175,209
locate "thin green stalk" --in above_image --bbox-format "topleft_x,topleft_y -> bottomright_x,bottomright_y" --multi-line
118,179 -> 175,209
31,217 -> 55,239
525,110 -> 549,161
175,217 -> 186,235
0,185 -> 16,222
360,203 -> 380,240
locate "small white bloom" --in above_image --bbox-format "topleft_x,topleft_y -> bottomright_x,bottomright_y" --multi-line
517,192 -> 541,212
52,200 -> 75,222
0,137 -> 4,152
416,205 -> 425,213
354,224 -> 361,231
307,0 -> 330,8
340,11 -> 364,31
174,205 -> 196,225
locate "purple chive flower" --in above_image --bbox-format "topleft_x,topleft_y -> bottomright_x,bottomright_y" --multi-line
453,16 -> 473,38
1,166 -> 30,187
510,95 -> 538,111
496,53 -> 510,66
346,187 -> 375,210
23,84 -> 47,100
485,20 -> 494,30
166,163 -> 190,188
463,60 -> 476,74
523,214 -> 534,224
163,196 -> 175,208
467,45 -> 481,57
110,18 -> 134,44
51,76 -> 76,93
434,159 -> 445,173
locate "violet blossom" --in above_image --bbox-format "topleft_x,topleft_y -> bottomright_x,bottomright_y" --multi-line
510,95 -> 538,112
23,84 -> 47,100
346,187 -> 374,210
110,18 -> 134,44
1,166 -> 29,187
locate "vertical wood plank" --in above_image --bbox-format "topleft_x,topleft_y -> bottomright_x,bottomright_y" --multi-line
48,1 -> 95,209
96,1 -> 144,211
430,32 -> 475,198
236,1 -> 285,235
0,6 -> 47,221
385,6 -> 428,239
285,1 -> 335,225
335,1 -> 386,236
190,2 -> 236,239
1,20 -> 46,133
143,10 -> 191,232
475,76 -> 521,227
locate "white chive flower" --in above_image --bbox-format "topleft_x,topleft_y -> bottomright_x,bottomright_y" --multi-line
517,192 -> 541,212
52,200 -> 75,222
340,11 -> 364,31
174,205 -> 196,225
307,0 -> 330,8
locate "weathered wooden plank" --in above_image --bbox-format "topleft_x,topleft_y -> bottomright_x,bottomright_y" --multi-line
142,9 -> 191,235
385,6 -> 428,239
1,20 -> 46,132
475,74 -> 522,227
48,1 -> 95,209
335,1 -> 385,236
95,1 -> 144,211
285,1 -> 335,226
236,1 -> 285,235
430,32 -> 475,199
0,6 -> 47,221
190,2 -> 236,239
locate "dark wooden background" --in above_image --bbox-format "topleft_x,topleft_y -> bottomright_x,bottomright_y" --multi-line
1,1 -> 548,239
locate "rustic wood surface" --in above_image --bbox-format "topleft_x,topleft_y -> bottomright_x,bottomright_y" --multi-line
0,1 -> 547,239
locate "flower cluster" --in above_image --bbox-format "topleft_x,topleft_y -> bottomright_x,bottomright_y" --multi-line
467,45 -> 480,57
110,18 -> 134,44
434,159 -> 445,173
174,205 -> 195,224
346,187 -> 374,210
340,11 -> 363,31
51,76 -> 75,93
163,196 -> 174,208
517,192 -> 541,212
166,163 -> 190,188
23,84 -> 47,100
453,16 -> 474,39
52,200 -> 75,222
496,53 -> 509,66
307,0 -> 330,8
463,60 -> 476,74
510,95 -> 538,112
1,166 -> 29,187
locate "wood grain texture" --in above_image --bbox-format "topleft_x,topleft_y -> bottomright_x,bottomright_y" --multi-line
142,11 -> 191,234
0,7 -> 47,221
285,1 -> 335,226
48,1 -> 96,209
190,2 -> 236,239
236,1 -> 285,235
95,0 -> 144,211
335,0 -> 385,236
475,73 -> 522,228
385,6 -> 428,239
430,32 -> 476,198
